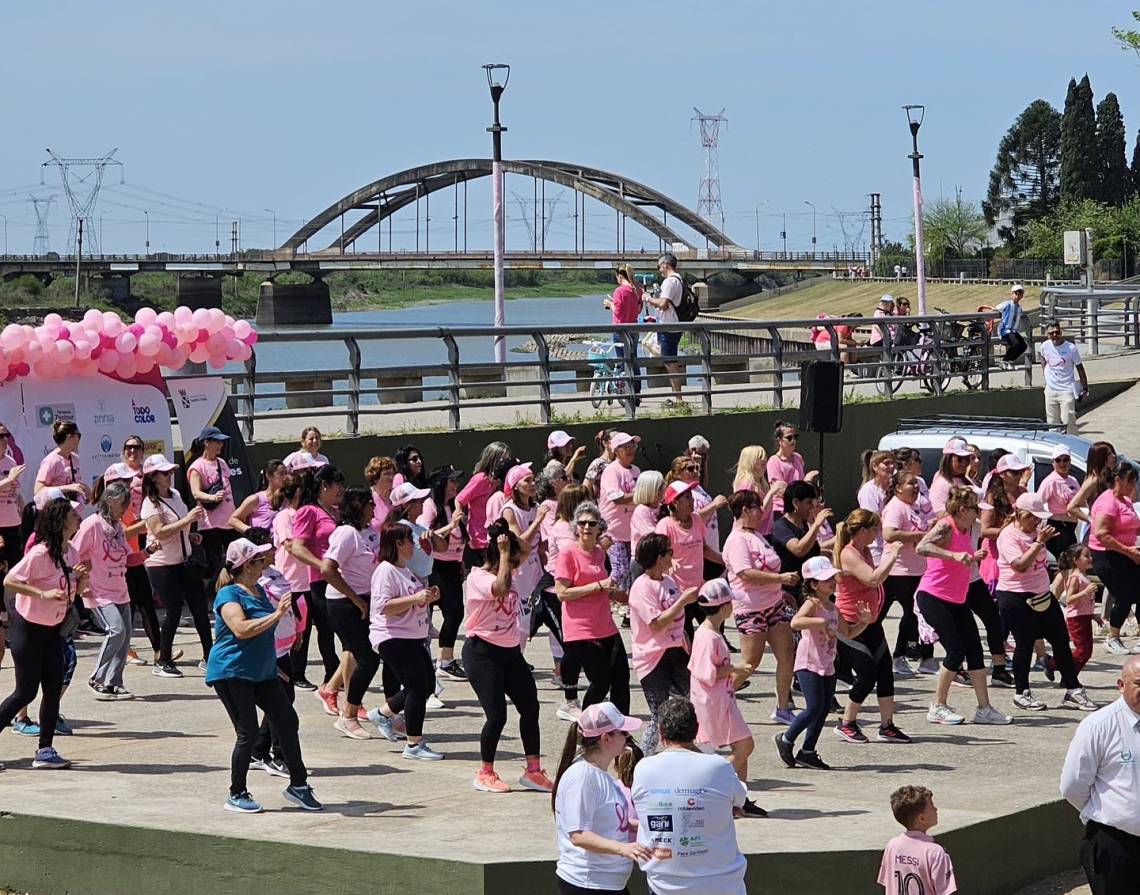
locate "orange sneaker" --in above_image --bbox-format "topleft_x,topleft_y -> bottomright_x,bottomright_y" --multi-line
519,767 -> 554,793
473,768 -> 510,793
316,686 -> 339,717
356,705 -> 369,721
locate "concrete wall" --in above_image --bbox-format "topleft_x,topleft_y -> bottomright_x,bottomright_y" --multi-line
255,280 -> 333,326
249,382 -> 1133,520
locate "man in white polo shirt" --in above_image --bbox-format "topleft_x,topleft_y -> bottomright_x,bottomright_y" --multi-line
1060,655 -> 1140,894
1040,321 -> 1088,434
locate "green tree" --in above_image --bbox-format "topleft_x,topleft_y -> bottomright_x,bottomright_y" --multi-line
1061,75 -> 1100,202
1096,92 -> 1129,204
1130,130 -> 1140,200
1112,10 -> 1140,56
912,194 -> 988,259
983,99 -> 1062,247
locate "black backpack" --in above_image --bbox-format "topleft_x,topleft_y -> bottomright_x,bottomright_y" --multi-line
668,274 -> 701,322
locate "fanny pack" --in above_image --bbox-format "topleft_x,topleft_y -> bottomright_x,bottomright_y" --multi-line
1026,592 -> 1053,613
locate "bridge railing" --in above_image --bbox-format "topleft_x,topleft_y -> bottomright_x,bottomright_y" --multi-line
225,310 -> 1005,441
1039,288 -> 1140,355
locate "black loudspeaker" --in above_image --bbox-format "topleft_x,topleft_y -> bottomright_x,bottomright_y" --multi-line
799,360 -> 844,433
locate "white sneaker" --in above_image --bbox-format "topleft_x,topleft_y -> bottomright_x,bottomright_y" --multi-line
926,703 -> 965,725
892,657 -> 916,677
1105,637 -> 1131,655
402,741 -> 444,761
427,694 -> 446,710
973,705 -> 1013,725
1013,689 -> 1046,711
916,659 -> 941,676
1063,688 -> 1098,712
333,716 -> 371,740
556,700 -> 582,722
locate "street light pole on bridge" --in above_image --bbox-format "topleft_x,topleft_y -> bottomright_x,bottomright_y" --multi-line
804,200 -> 817,257
904,104 -> 927,315
483,62 -> 510,364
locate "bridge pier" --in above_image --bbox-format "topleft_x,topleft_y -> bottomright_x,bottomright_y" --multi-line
695,275 -> 765,311
175,275 -> 225,310
256,278 -> 332,327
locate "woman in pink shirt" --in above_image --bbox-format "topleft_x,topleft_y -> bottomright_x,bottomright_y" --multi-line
272,475 -> 307,603
629,470 -> 664,572
73,480 -> 135,700
857,450 -> 896,563
654,481 -> 721,594
599,433 -> 640,589
722,489 -> 799,725
456,441 -> 512,566
731,444 -> 781,536
365,455 -> 396,533
366,522 -> 442,759
420,465 -> 469,680
833,509 -> 909,745
0,497 -> 85,768
463,523 -> 552,794
996,493 -> 1093,711
186,427 -> 237,586
34,419 -> 88,505
503,462 -> 550,646
1089,463 -> 1140,654
1035,446 -> 1084,557
928,437 -> 972,516
880,471 -> 933,675
628,532 -> 698,753
0,423 -> 27,572
556,500 -> 630,713
288,465 -> 345,693
914,487 -> 1010,726
767,422 -> 816,515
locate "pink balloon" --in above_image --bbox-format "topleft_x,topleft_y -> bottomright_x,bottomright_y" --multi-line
83,308 -> 104,328
232,320 -> 252,340
43,313 -> 63,328
116,355 -> 137,380
155,344 -> 174,366
115,332 -> 137,354
163,330 -> 178,348
170,346 -> 189,368
174,305 -> 193,324
136,355 -> 156,375
206,308 -> 225,334
206,332 -> 227,354
89,341 -> 103,360
138,333 -> 161,356
234,342 -> 252,362
15,362 -> 29,376
220,324 -> 235,342
189,345 -> 210,363
207,354 -> 227,370
191,307 -> 211,328
32,360 -> 50,379
242,330 -> 258,346
72,338 -> 91,359
128,323 -> 145,338
57,325 -> 70,341
156,311 -> 176,329
177,324 -> 198,344
196,328 -> 210,343
25,341 -> 42,361
97,348 -> 120,374
55,341 -> 74,363
135,307 -> 158,326
1,325 -> 23,351
102,312 -> 124,337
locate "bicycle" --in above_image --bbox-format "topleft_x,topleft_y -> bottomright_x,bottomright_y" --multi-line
875,322 -> 950,397
585,340 -> 629,409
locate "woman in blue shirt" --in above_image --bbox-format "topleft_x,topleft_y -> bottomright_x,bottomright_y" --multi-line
207,537 -> 323,814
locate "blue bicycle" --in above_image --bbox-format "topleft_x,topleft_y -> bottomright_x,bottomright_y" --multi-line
586,341 -> 629,409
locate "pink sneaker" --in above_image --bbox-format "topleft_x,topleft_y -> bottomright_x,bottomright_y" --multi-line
316,687 -> 339,717
473,768 -> 510,793
356,706 -> 369,722
519,768 -> 554,793
334,716 -> 371,740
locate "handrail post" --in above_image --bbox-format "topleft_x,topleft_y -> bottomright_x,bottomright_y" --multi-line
882,322 -> 895,396
698,327 -> 712,416
1090,293 -> 1101,356
929,319 -> 944,396
443,333 -> 460,431
769,326 -> 783,410
534,332 -> 551,425
241,348 -> 256,443
345,337 -> 360,437
620,328 -> 638,419
1021,314 -> 1034,387
981,314 -> 992,392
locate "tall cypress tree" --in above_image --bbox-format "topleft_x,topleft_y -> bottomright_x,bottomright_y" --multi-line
1096,92 -> 1129,204
1061,74 -> 1100,202
1130,129 -> 1140,200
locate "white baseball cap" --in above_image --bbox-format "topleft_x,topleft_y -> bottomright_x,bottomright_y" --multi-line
546,430 -> 574,450
225,537 -> 273,569
577,702 -> 643,738
33,487 -> 80,511
697,578 -> 734,607
103,462 -> 136,482
1010,283 -> 1025,294
1051,444 -> 1073,460
142,453 -> 178,475
801,556 -> 840,580
879,293 -> 896,304
1014,493 -> 1050,519
390,482 -> 430,507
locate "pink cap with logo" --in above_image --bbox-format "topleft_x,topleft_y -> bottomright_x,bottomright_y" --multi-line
663,480 -> 697,506
801,555 -> 840,580
547,430 -> 573,450
995,454 -> 1029,474
577,701 -> 643,738
225,537 -> 273,569
942,437 -> 972,457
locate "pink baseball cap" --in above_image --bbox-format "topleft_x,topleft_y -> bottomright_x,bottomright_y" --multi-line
1014,493 -> 1051,519
697,578 -> 733,607
577,702 -> 643,738
225,537 -> 273,569
33,487 -> 79,511
610,431 -> 641,450
995,454 -> 1029,474
142,453 -> 178,475
942,437 -> 972,457
662,480 -> 697,506
288,452 -> 326,471
1051,444 -> 1073,460
504,461 -> 534,494
390,482 -> 430,507
547,430 -> 574,450
103,462 -> 136,482
801,556 -> 840,581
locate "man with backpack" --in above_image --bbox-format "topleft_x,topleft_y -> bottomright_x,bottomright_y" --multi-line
645,253 -> 697,406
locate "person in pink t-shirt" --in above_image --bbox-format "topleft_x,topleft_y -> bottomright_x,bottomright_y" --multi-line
186,427 -> 237,583
1052,545 -> 1101,674
1036,445 -> 1084,557
599,433 -> 640,589
928,437 -> 973,516
35,419 -> 88,508
731,445 -> 781,537
1089,463 -> 1140,654
655,481 -> 721,596
628,533 -> 698,754
73,481 -> 136,699
629,471 -> 664,569
420,465 -> 469,680
456,441 -> 512,562
272,476 -> 308,598
365,455 -> 396,533
878,786 -> 958,895
880,472 -> 934,676
767,422 -> 818,515
1,497 -> 85,768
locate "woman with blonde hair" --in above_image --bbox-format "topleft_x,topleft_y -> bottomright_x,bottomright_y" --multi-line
832,509 -> 909,745
731,445 -> 782,537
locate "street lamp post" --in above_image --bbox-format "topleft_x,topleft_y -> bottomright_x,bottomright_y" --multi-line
754,201 -> 767,253
264,208 -> 277,248
144,210 -> 150,256
804,201 -> 817,257
904,104 -> 927,315
781,212 -> 788,256
483,62 -> 510,364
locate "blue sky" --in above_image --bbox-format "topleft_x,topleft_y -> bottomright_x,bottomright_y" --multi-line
1,1 -> 1137,255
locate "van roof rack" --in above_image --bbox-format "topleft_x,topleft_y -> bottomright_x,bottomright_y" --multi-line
896,415 -> 1065,432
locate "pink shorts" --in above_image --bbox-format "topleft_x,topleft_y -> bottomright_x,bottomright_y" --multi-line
735,602 -> 791,636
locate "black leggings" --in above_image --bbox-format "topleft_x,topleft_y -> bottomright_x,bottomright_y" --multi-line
916,591 -> 984,672
292,580 -> 340,684
198,527 -> 236,590
213,676 -> 306,794
253,656 -> 295,762
880,575 -> 931,659
639,647 -> 690,754
146,562 -> 212,663
532,581 -> 582,701
1046,521 -> 1077,561
557,877 -> 629,895
995,591 -> 1079,692
1002,331 -> 1028,362
462,635 -> 541,764
562,633 -> 630,713
325,597 -> 379,706
126,563 -> 161,654
965,578 -> 1006,658
428,559 -> 464,650
1091,549 -> 1140,630
375,637 -> 435,737
837,621 -> 894,704
0,613 -> 64,750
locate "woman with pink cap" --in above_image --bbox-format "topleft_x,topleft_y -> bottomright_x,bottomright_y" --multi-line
598,433 -> 640,593
654,480 -> 722,596
503,462 -> 551,649
928,437 -> 973,516
1036,444 -> 1084,558
551,701 -> 649,894
546,430 -> 587,483
689,578 -> 765,817
996,492 -> 1095,711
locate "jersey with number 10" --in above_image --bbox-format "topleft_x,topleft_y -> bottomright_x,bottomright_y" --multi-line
877,831 -> 957,895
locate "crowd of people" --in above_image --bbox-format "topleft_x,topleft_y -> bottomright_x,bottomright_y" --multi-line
0,416 -> 1136,886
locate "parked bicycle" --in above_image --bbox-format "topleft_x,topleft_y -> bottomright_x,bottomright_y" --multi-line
585,340 -> 630,408
875,309 -> 988,397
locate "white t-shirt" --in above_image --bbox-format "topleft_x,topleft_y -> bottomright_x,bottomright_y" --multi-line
1040,339 -> 1082,393
631,749 -> 748,895
657,274 -> 682,326
140,492 -> 190,567
323,524 -> 379,600
555,759 -> 636,891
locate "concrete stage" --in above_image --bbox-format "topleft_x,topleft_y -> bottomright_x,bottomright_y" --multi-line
0,612 -> 1115,895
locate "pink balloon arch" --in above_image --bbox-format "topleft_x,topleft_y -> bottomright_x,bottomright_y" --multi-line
0,307 -> 257,385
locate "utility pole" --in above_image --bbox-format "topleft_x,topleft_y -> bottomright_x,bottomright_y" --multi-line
692,108 -> 727,242
868,193 -> 883,267
29,195 -> 55,256
42,148 -> 122,256
0,214 -> 6,255
74,218 -> 83,306
144,210 -> 150,255
804,201 -> 817,256
483,62 -> 510,363
215,215 -> 220,256
754,201 -> 767,253
781,212 -> 787,255
264,208 -> 277,247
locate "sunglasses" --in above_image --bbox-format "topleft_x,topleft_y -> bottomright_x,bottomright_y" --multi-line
782,434 -> 798,442
576,519 -> 600,529
124,444 -> 143,451
0,433 -> 9,439
682,465 -> 700,473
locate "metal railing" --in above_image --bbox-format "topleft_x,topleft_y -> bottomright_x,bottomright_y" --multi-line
221,310 -> 1008,440
1039,286 -> 1140,355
